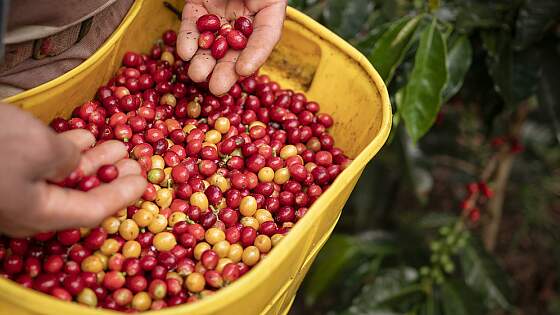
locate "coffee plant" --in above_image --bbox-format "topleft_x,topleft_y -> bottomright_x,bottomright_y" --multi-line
288,0 -> 560,314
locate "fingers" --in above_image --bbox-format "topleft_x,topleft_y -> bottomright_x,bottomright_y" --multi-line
115,158 -> 142,177
79,140 -> 128,175
180,0 -> 286,92
42,130 -> 93,182
225,0 -> 248,20
236,0 -> 287,76
58,129 -> 95,151
177,2 -> 207,61
209,49 -> 241,96
41,174 -> 147,229
188,49 -> 216,82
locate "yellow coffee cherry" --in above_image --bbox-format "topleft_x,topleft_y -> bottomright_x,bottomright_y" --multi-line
148,214 -> 168,234
119,219 -> 139,241
227,244 -> 243,262
77,288 -> 97,307
216,258 -> 233,273
160,93 -> 177,107
258,167 -> 274,182
94,252 -> 108,270
169,212 -> 187,227
122,240 -> 141,258
161,51 -> 175,65
183,124 -> 197,133
156,188 -> 173,208
240,216 -> 259,230
100,239 -> 120,256
212,240 -> 230,258
132,292 -> 152,311
115,209 -> 127,222
239,196 -> 257,217
205,228 -> 225,245
140,201 -> 159,216
249,121 -> 266,129
274,168 -> 290,185
214,117 -> 231,134
280,145 -> 298,159
163,167 -> 173,185
208,174 -> 230,192
190,192 -> 208,211
166,272 -> 183,285
242,246 -> 260,266
254,235 -> 272,253
81,256 -> 103,273
101,217 -> 120,234
151,155 -> 165,169
194,242 -> 211,260
205,130 -> 222,144
255,209 -> 273,224
153,232 -> 176,252
132,209 -> 154,227
305,162 -> 317,172
185,273 -> 205,293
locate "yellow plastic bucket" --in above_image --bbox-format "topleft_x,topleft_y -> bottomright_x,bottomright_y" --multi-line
0,1 -> 391,314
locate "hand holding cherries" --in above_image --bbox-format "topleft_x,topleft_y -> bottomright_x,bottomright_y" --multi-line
196,15 -> 253,60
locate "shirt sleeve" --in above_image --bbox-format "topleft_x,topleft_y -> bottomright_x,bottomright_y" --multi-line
0,0 -> 9,61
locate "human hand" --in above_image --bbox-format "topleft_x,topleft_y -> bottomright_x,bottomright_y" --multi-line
0,105 -> 147,237
177,0 -> 287,96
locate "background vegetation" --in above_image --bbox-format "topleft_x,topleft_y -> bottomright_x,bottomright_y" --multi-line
286,0 -> 560,314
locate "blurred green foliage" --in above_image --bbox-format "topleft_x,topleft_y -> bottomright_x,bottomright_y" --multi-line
287,0 -> 560,314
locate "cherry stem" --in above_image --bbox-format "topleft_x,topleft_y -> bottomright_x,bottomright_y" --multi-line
163,2 -> 182,20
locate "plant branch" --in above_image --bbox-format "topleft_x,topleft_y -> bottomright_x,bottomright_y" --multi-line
482,104 -> 530,251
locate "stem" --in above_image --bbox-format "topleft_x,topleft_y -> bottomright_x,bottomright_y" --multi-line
482,154 -> 514,251
163,2 -> 182,20
482,103 -> 529,251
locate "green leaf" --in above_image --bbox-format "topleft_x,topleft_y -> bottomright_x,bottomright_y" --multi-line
288,0 -> 306,10
323,0 -> 375,39
441,280 -> 485,315
459,237 -> 513,310
443,1 -> 514,32
442,35 -> 472,102
514,0 -> 560,50
419,290 -> 441,315
344,267 -> 423,314
369,15 -> 423,83
355,230 -> 399,256
304,234 -> 361,306
304,232 -> 399,306
482,30 -> 541,106
400,18 -> 448,142
537,42 -> 560,144
355,21 -> 392,55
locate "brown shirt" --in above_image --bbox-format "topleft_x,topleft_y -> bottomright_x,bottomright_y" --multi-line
6,0 -> 116,44
0,0 -> 133,99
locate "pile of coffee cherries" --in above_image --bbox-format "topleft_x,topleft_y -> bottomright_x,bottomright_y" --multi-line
0,28 -> 351,311
197,14 -> 253,59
